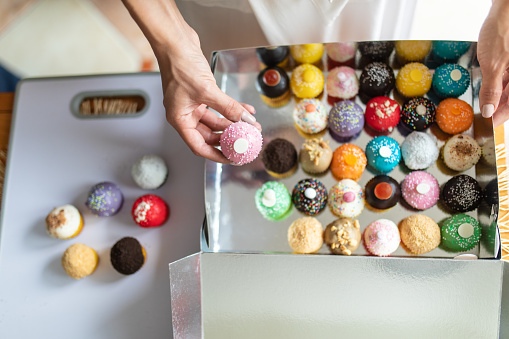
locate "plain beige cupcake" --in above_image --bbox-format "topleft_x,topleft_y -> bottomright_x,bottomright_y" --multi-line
287,217 -> 323,254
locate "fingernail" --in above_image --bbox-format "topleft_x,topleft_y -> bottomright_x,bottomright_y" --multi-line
241,111 -> 257,125
482,104 -> 495,118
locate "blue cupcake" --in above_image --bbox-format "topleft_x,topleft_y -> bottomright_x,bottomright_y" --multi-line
365,136 -> 401,174
432,64 -> 470,98
431,41 -> 471,62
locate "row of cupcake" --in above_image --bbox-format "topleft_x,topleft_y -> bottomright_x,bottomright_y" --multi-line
256,41 -> 472,71
256,54 -> 471,109
45,154 -> 170,279
287,213 -> 481,256
255,173 -> 496,222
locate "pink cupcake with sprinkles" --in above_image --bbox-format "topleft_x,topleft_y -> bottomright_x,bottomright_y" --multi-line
326,42 -> 357,69
326,66 -> 359,105
401,171 -> 440,210
292,98 -> 328,137
220,121 -> 263,165
328,179 -> 365,218
363,219 -> 400,256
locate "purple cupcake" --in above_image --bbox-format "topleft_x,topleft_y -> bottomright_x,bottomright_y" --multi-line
328,100 -> 364,142
86,182 -> 124,216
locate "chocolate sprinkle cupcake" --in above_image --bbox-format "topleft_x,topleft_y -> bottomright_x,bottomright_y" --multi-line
401,97 -> 436,131
359,41 -> 395,61
292,178 -> 328,216
441,174 -> 483,212
110,237 -> 145,275
359,62 -> 395,103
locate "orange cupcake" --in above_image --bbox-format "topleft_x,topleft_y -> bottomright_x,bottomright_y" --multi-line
331,144 -> 367,181
436,98 -> 474,134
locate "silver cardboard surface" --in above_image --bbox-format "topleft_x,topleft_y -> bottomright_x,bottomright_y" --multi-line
198,252 -> 503,338
205,43 -> 499,258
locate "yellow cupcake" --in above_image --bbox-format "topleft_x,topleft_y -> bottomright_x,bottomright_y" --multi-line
395,41 -> 432,63
290,64 -> 324,99
396,62 -> 432,97
290,43 -> 324,65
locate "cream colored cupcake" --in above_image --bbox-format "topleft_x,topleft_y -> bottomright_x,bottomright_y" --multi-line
46,204 -> 83,239
299,138 -> 332,174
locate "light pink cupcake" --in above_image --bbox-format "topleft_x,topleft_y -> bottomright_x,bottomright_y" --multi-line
401,171 -> 440,210
326,66 -> 359,105
220,121 -> 263,165
363,219 -> 400,256
326,42 -> 357,70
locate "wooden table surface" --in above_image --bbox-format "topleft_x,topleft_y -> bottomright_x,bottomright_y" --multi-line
0,91 -> 507,260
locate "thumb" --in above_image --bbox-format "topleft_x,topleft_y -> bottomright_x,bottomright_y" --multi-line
203,85 -> 261,130
479,71 -> 503,118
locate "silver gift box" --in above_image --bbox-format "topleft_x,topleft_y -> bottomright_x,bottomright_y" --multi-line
170,43 -> 508,337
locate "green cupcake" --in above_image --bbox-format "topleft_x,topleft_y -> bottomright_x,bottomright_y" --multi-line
255,181 -> 292,221
441,214 -> 481,252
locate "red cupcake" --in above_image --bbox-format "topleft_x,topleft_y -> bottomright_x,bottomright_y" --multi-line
132,194 -> 169,227
364,96 -> 400,132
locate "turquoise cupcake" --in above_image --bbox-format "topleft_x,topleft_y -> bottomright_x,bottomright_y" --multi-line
365,136 -> 401,174
431,41 -> 471,62
441,214 -> 481,252
432,63 -> 470,98
255,181 -> 292,221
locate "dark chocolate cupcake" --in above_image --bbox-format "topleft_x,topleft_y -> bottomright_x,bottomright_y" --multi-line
359,41 -> 395,61
441,174 -> 483,212
359,62 -> 395,103
256,66 -> 291,107
401,97 -> 436,131
256,46 -> 290,68
110,237 -> 146,275
262,138 -> 298,178
364,175 -> 401,211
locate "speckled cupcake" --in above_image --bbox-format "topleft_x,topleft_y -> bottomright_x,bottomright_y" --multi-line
442,134 -> 481,172
401,171 -> 440,210
326,66 -> 359,104
328,100 -> 364,142
432,63 -> 470,98
328,179 -> 365,218
431,41 -> 472,62
363,219 -> 400,256
441,175 -> 483,213
86,182 -> 124,217
292,98 -> 328,136
292,178 -> 328,216
255,181 -> 292,221
359,62 -> 395,103
365,136 -> 401,174
441,214 -> 481,252
401,97 -> 436,131
396,62 -> 432,98
220,121 -> 263,165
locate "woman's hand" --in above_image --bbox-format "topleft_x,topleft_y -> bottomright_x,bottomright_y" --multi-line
123,0 -> 260,163
478,0 -> 509,127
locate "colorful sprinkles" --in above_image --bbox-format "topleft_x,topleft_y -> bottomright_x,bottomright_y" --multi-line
292,178 -> 328,216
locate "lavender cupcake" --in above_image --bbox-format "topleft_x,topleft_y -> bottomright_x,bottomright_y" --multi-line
328,100 -> 364,142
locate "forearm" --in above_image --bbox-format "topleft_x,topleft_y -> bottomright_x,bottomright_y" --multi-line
122,0 -> 192,55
